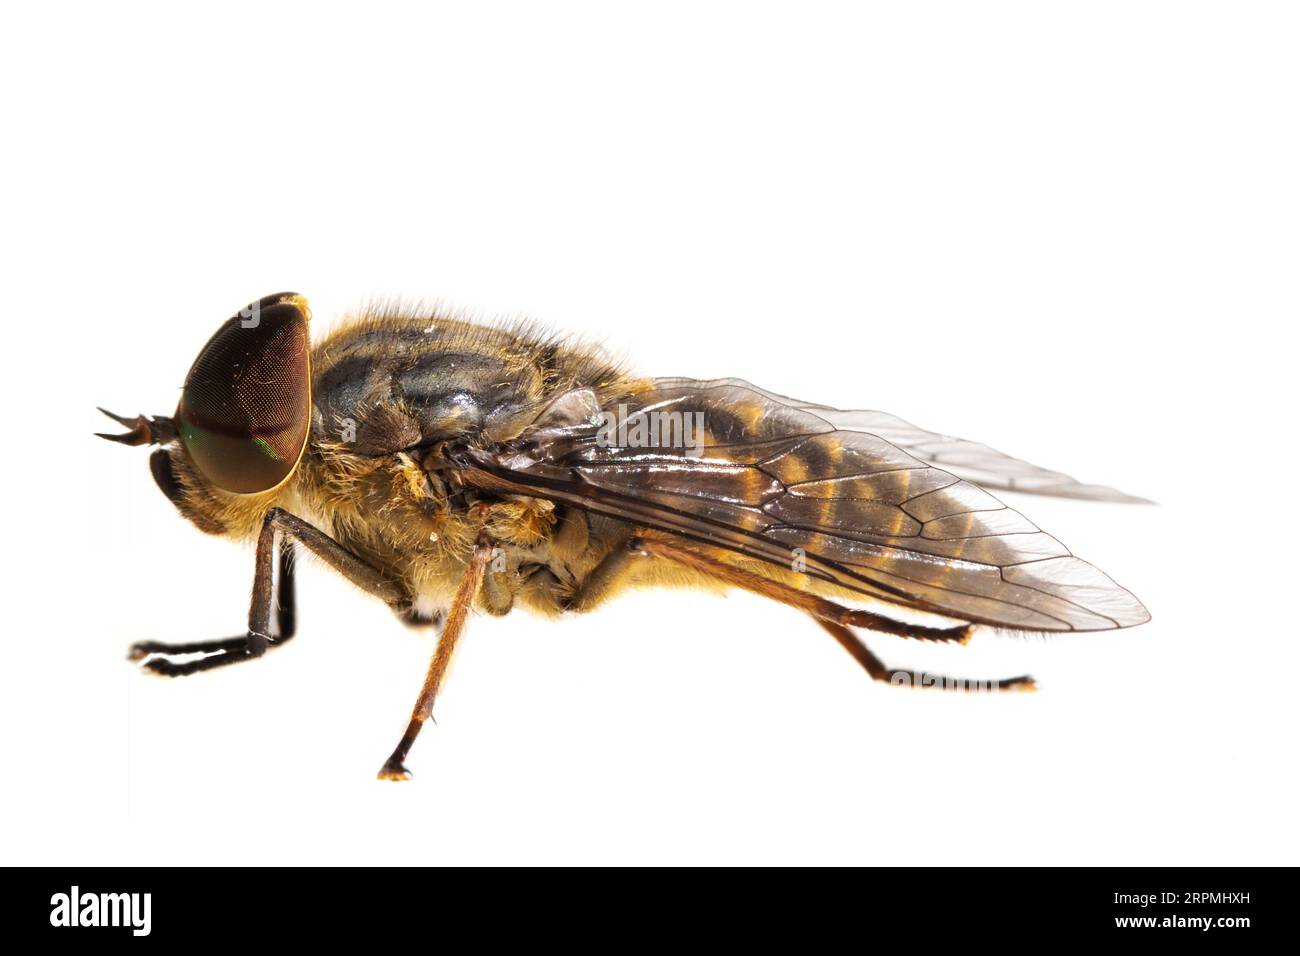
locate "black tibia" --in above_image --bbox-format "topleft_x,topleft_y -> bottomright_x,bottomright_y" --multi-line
129,508 -> 406,676
816,619 -> 1036,693
275,535 -> 297,640
378,536 -> 494,781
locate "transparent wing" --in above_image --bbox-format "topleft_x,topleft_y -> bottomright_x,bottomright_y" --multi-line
456,379 -> 1150,632
654,377 -> 1150,503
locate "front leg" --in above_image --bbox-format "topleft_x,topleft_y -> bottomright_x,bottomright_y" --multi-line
130,507 -> 408,676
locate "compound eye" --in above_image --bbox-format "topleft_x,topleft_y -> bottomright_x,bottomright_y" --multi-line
176,293 -> 312,494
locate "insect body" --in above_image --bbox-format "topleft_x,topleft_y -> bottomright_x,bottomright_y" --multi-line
100,293 -> 1149,779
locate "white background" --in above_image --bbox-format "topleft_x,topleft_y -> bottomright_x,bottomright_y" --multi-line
2,2 -> 1296,865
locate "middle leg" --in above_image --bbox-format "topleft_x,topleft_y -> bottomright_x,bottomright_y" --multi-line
378,536 -> 495,781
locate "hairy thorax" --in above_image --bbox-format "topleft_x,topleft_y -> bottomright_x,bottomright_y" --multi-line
281,310 -> 671,618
